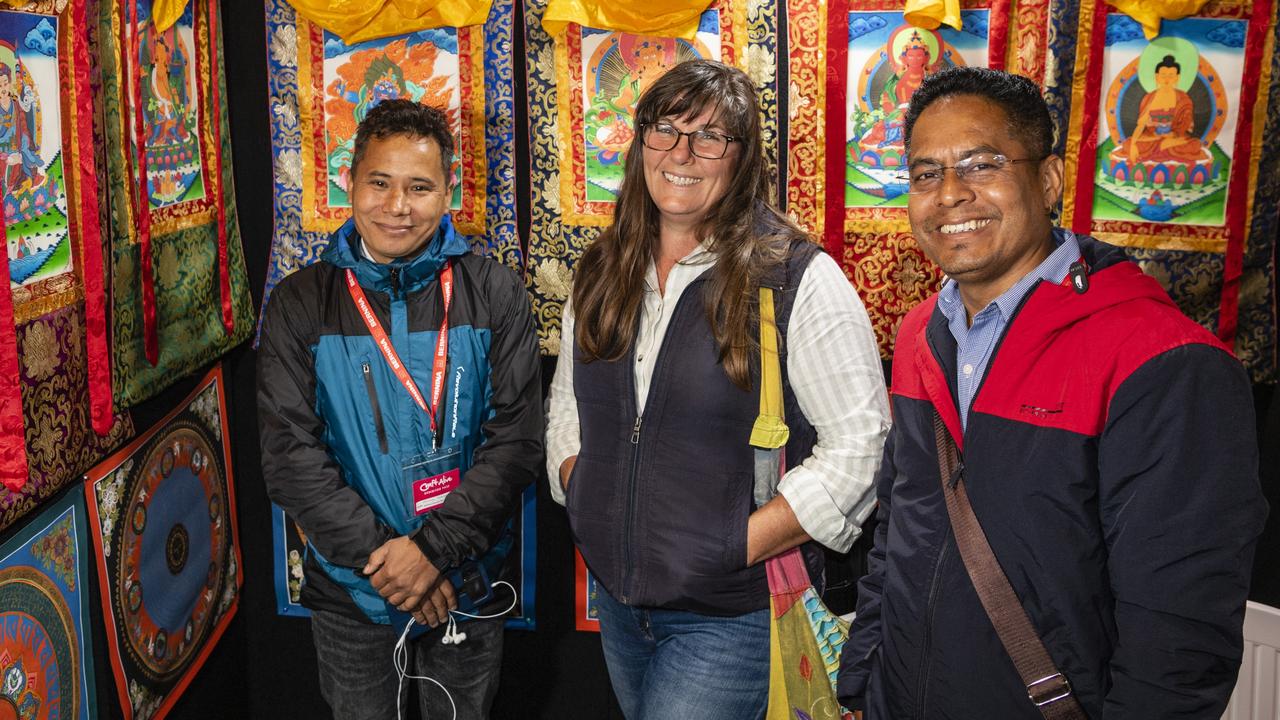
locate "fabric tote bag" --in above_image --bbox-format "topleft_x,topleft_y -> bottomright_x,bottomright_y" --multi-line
751,286 -> 854,720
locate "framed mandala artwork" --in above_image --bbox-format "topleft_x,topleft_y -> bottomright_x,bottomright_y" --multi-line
84,365 -> 241,720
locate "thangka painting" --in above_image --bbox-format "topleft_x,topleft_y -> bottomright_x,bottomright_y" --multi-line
1,1 -> 133,531
555,14 -> 730,223
786,0 -> 1053,356
259,0 -> 520,333
524,0 -> 779,354
93,0 -> 253,408
0,488 -> 98,720
843,13 -> 991,208
1063,0 -> 1278,380
573,549 -> 600,632
84,366 -> 242,720
272,484 -> 540,630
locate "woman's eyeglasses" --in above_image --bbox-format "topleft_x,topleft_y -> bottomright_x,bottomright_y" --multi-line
640,123 -> 740,160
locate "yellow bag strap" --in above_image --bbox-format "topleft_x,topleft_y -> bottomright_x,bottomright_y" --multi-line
749,287 -> 790,450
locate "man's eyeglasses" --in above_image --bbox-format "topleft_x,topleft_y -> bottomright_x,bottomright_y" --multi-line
640,123 -> 740,160
899,153 -> 1043,194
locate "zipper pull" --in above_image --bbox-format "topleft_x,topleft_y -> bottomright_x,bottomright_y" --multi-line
630,416 -> 642,444
389,267 -> 401,297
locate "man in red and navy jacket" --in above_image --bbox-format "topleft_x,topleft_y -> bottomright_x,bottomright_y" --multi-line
837,67 -> 1267,719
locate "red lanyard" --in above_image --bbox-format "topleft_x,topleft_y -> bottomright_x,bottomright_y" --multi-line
345,263 -> 454,442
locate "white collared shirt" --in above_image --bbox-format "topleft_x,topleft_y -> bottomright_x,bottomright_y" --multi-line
545,245 -> 890,552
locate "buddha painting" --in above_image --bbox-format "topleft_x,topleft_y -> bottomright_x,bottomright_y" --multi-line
0,15 -> 72,286
1116,55 -> 1207,167
1095,25 -> 1233,226
138,10 -> 204,208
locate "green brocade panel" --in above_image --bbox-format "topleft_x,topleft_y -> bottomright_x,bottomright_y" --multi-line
109,226 -> 254,406
93,0 -> 254,407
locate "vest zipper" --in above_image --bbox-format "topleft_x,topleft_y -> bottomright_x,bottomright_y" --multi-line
621,415 -> 643,602
362,362 -> 388,454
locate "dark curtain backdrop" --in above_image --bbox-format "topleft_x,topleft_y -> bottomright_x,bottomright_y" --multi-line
71,0 -> 1279,717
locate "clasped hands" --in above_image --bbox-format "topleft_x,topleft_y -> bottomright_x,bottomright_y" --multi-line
363,536 -> 457,627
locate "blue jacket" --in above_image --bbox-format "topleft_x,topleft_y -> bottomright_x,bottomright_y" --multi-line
837,236 -> 1266,718
258,216 -> 543,622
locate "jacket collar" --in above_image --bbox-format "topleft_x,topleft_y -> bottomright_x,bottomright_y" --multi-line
321,215 -> 471,294
917,232 -> 1174,446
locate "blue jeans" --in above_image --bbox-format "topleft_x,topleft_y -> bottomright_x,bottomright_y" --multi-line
311,609 -> 503,719
593,587 -> 771,720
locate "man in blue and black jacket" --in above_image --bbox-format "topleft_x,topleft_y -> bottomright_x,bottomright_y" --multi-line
258,99 -> 542,719
837,67 -> 1266,718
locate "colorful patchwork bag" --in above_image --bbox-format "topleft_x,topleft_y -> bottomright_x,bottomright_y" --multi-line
751,287 -> 854,720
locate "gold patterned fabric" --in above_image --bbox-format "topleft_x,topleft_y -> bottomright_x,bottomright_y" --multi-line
3,303 -> 133,533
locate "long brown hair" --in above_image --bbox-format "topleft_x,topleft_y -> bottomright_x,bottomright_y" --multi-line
572,60 -> 809,390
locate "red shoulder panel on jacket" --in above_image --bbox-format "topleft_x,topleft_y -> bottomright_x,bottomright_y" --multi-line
890,296 -> 938,402
971,262 -> 1230,436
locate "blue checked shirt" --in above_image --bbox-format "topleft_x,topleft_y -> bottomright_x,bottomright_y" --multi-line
937,228 -> 1081,430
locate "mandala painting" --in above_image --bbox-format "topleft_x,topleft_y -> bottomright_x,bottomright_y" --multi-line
0,488 -> 97,720
84,365 -> 241,720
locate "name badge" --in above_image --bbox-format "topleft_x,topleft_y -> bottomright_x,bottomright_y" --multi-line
412,467 -> 460,515
401,445 -> 463,521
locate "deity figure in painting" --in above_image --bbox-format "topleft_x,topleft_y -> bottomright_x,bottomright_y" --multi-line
323,38 -> 456,198
147,29 -> 192,145
0,63 -> 43,194
591,36 -> 679,158
1118,55 -> 1205,166
850,25 -> 947,169
862,31 -> 932,148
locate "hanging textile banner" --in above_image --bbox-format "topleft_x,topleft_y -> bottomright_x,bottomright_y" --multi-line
1,1 -> 134,530
524,0 -> 778,353
0,487 -> 99,720
1062,0 -> 1278,381
93,0 -> 254,408
84,365 -> 242,720
788,0 -> 1051,357
271,484 -> 540,629
258,0 -> 521,333
573,548 -> 601,631
283,0 -> 493,45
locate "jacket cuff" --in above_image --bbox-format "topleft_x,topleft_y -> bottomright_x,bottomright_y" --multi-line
410,525 -> 458,572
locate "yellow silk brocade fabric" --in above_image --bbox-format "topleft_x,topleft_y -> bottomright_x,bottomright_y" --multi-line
542,0 -> 711,39
903,0 -> 962,30
284,0 -> 491,43
1111,0 -> 1211,39
152,0 -> 190,32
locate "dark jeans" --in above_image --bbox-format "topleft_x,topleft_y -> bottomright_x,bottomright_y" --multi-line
311,609 -> 503,720
593,587 -> 770,720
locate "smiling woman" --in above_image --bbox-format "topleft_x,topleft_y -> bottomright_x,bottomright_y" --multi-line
544,59 -> 891,720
